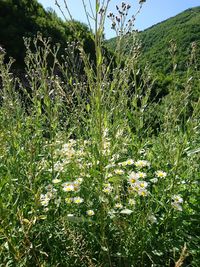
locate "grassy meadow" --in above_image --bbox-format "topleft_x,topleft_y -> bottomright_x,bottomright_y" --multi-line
0,1 -> 199,266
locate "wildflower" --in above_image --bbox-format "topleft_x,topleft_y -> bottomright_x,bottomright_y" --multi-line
54,162 -> 65,172
103,183 -> 113,194
120,208 -> 133,215
108,209 -> 117,218
103,187 -> 112,194
114,169 -> 124,175
172,195 -> 183,204
52,178 -> 61,184
155,170 -> 167,178
46,191 -> 56,199
114,203 -> 123,209
86,210 -> 95,216
45,184 -> 53,191
61,144 -> 75,158
65,197 -> 73,203
171,202 -> 183,211
75,177 -> 83,184
148,214 -> 157,224
128,198 -> 136,206
139,149 -> 146,155
73,197 -> 84,204
40,194 -> 50,206
130,183 -> 140,192
125,159 -> 134,165
119,159 -> 134,167
73,180 -> 81,192
69,139 -> 76,145
63,183 -> 75,192
135,160 -> 150,168
137,172 -> 147,179
105,172 -> 113,178
139,181 -> 148,189
150,178 -> 158,183
55,197 -> 61,205
111,154 -> 120,161
138,189 -> 148,197
171,195 -> 183,211
84,140 -> 90,146
128,172 -> 139,184
114,195 -> 119,200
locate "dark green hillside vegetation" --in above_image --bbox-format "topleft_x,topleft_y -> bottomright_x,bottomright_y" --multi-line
139,7 -> 200,73
0,0 -> 95,68
107,7 -> 200,100
108,7 -> 200,73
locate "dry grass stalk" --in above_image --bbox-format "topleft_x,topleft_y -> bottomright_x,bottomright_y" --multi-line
175,243 -> 188,267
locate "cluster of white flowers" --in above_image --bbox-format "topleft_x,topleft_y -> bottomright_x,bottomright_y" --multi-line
128,198 -> 136,206
135,160 -> 150,168
40,134 -> 184,225
114,203 -> 123,209
103,183 -> 113,194
62,178 -> 83,192
40,185 -> 57,206
102,128 -> 111,155
40,194 -> 50,207
65,196 -> 84,204
114,169 -> 124,175
40,176 -> 84,207
46,138 -> 91,174
118,159 -> 134,167
128,172 -> 148,196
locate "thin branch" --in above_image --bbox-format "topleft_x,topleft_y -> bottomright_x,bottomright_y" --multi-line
81,0 -> 93,32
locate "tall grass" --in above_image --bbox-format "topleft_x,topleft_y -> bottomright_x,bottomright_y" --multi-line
0,1 -> 199,266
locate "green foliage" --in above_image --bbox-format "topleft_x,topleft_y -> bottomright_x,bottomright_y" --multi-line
0,0 -> 95,68
107,7 -> 200,100
0,2 -> 199,267
139,7 -> 200,73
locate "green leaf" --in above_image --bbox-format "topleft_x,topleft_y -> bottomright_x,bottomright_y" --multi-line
108,176 -> 122,184
187,147 -> 200,156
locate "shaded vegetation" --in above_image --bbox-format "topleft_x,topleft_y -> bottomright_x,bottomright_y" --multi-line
0,0 -> 95,68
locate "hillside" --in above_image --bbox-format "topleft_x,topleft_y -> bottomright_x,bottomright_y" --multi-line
107,7 -> 200,101
139,7 -> 200,73
0,0 -> 95,68
107,7 -> 200,73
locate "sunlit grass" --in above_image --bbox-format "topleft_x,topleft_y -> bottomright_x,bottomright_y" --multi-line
0,1 -> 199,266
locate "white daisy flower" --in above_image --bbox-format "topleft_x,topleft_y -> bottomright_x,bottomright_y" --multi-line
86,210 -> 95,216
155,170 -> 167,178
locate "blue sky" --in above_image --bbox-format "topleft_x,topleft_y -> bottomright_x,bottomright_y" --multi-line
38,0 -> 200,39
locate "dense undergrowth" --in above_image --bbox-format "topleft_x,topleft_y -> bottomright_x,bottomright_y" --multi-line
0,1 -> 199,266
